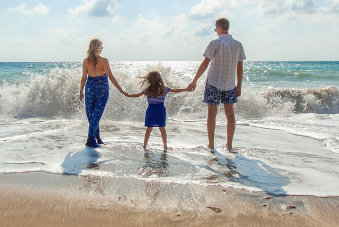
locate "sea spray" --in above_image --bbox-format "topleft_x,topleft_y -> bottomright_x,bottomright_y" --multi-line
1,61 -> 339,196
0,68 -> 83,118
0,63 -> 338,120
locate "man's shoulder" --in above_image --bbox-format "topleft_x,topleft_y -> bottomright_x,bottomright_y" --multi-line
207,39 -> 221,48
221,36 -> 243,47
229,36 -> 243,46
210,38 -> 221,44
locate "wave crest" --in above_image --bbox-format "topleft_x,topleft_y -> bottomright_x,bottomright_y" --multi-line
0,65 -> 338,120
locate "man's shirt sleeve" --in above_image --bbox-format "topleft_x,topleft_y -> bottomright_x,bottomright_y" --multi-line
238,43 -> 246,61
203,40 -> 219,60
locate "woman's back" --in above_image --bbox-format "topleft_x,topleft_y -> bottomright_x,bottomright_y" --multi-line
85,57 -> 106,77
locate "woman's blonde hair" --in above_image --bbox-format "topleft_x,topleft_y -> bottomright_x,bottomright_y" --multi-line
87,38 -> 103,65
140,70 -> 165,97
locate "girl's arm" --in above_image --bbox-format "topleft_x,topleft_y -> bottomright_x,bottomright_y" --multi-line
103,58 -> 128,96
169,88 -> 189,93
79,59 -> 88,101
127,92 -> 143,97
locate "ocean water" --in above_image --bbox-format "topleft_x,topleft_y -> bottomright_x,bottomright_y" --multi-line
0,61 -> 338,196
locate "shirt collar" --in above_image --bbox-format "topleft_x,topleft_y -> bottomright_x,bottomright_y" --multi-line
219,34 -> 232,39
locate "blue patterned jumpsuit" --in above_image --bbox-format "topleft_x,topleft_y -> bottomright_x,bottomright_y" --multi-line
85,71 -> 109,147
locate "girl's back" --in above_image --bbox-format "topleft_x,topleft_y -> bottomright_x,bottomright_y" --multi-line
145,87 -> 170,104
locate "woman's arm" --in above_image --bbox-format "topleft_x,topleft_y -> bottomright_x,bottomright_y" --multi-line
103,58 -> 127,96
126,91 -> 143,97
79,59 -> 88,101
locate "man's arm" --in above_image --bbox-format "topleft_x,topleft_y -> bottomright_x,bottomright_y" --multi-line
188,57 -> 211,91
169,88 -> 189,93
236,61 -> 243,97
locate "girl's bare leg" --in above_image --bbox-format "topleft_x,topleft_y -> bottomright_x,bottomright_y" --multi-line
159,127 -> 167,150
144,127 -> 153,149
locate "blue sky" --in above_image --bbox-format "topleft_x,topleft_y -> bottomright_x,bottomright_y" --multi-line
0,0 -> 338,61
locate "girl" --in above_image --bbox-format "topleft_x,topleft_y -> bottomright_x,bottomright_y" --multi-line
127,70 -> 189,150
80,38 -> 127,147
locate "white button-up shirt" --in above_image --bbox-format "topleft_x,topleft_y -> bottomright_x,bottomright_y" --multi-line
203,34 -> 246,91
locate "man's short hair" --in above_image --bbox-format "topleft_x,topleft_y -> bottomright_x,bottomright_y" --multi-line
216,18 -> 229,31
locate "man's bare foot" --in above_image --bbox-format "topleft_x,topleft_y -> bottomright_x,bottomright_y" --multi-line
208,145 -> 216,153
226,144 -> 237,153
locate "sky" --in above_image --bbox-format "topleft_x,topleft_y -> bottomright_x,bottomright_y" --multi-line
0,0 -> 338,61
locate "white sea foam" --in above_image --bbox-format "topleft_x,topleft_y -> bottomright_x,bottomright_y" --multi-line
1,61 -> 339,197
0,63 -> 338,120
0,117 -> 339,196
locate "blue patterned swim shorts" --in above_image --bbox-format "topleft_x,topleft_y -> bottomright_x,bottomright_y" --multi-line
203,84 -> 237,105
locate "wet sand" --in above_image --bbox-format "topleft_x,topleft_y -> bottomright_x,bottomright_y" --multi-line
1,172 -> 339,227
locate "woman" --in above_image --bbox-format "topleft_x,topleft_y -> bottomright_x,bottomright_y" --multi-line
80,38 -> 127,147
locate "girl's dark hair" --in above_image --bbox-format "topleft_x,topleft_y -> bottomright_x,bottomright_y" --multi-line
140,70 -> 165,97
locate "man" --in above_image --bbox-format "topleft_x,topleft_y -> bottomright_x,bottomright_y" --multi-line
188,17 -> 246,152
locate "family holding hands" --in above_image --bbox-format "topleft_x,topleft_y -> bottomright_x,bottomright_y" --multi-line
79,18 -> 246,153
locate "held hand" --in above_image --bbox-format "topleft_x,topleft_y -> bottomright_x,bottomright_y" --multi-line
121,91 -> 128,96
187,81 -> 196,91
236,86 -> 241,97
79,92 -> 84,101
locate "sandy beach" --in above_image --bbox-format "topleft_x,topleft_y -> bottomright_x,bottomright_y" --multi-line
1,172 -> 339,227
1,61 -> 339,227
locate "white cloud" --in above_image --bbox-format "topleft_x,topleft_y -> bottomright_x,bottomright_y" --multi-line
252,0 -> 336,16
48,27 -> 84,45
136,18 -> 152,27
188,0 -> 238,20
32,3 -> 51,15
194,24 -> 213,37
68,0 -> 119,17
9,2 -> 30,14
291,0 -> 316,13
253,23 -> 279,33
9,2 -> 50,15
322,0 -> 339,14
164,25 -> 179,37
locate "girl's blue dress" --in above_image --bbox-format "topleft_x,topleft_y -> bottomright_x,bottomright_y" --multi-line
144,87 -> 170,127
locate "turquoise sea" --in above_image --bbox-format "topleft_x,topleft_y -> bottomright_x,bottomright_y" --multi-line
0,61 -> 338,196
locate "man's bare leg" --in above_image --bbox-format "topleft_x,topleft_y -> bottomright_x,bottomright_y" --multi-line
224,104 -> 235,150
207,104 -> 218,149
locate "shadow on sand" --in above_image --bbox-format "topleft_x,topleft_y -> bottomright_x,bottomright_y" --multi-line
61,147 -> 106,175
208,149 -> 290,196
